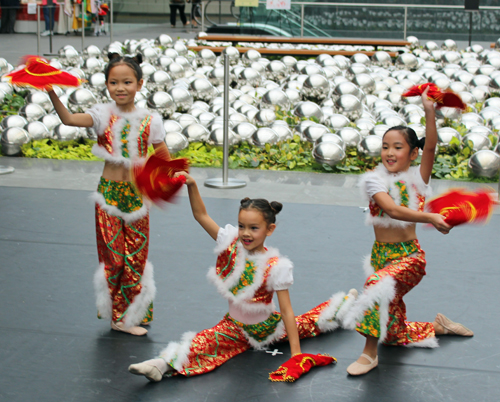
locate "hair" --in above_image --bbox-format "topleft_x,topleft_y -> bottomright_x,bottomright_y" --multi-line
239,198 -> 283,225
383,125 -> 426,151
104,52 -> 143,82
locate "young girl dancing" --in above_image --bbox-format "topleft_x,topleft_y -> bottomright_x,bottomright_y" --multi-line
128,173 -> 357,381
343,88 -> 474,376
48,53 -> 170,336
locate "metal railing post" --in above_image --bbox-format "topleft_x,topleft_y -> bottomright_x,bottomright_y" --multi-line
201,1 -> 205,32
37,5 -> 40,56
300,4 -> 304,37
82,0 -> 86,51
110,0 -> 113,43
403,6 -> 407,39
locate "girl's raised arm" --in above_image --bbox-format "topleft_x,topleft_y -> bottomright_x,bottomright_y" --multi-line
177,172 -> 220,240
420,87 -> 438,184
276,290 -> 301,356
48,90 -> 94,127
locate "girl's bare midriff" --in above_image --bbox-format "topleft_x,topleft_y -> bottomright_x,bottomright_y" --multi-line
373,224 -> 417,244
102,161 -> 131,182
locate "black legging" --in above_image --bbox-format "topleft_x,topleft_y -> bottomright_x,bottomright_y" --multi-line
190,0 -> 200,21
169,4 -> 186,26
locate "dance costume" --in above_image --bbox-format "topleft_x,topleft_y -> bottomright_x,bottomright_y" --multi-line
87,103 -> 165,327
343,164 -> 439,347
159,224 -> 355,377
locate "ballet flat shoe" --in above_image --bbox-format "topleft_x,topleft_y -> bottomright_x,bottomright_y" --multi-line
435,313 -> 474,337
129,363 -> 163,382
347,353 -> 378,376
111,321 -> 148,336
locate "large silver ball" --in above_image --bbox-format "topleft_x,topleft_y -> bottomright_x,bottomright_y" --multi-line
82,57 -> 104,74
239,68 -> 263,87
166,62 -> 185,80
395,53 -> 418,70
335,94 -> 362,120
208,127 -> 239,146
346,63 -> 370,79
407,36 -> 419,48
294,120 -> 315,135
462,133 -> 492,151
351,53 -> 371,66
293,101 -> 323,121
53,124 -> 80,141
468,150 -> 500,177
67,88 -> 97,113
147,91 -> 175,118
83,45 -> 101,58
441,51 -> 461,65
260,88 -> 291,111
337,127 -> 362,146
168,87 -> 193,112
312,142 -> 345,166
271,122 -> 293,141
358,135 -> 382,156
177,114 -> 199,129
24,121 -> 50,140
190,78 -> 216,102
334,81 -> 362,98
303,124 -> 330,142
88,72 -> 107,91
1,127 -> 30,155
26,91 -> 53,113
471,75 -> 491,88
222,46 -> 240,65
163,119 -> 183,134
355,118 -> 376,136
266,60 -> 287,81
353,74 -> 376,94
242,49 -> 261,66
315,133 -> 345,150
1,115 -> 28,130
182,123 -> 209,142
165,131 -> 189,153
370,124 -> 390,137
253,109 -> 276,127
39,114 -> 62,132
173,42 -> 188,56
19,103 -> 47,122
442,39 -> 457,51
251,127 -> 279,147
437,127 -> 461,146
233,122 -> 257,140
327,113 -> 350,130
147,71 -> 173,92
301,74 -> 330,101
196,48 -> 216,66
471,86 -> 490,103
156,34 -> 173,47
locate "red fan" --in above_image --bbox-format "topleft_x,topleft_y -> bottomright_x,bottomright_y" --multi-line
99,4 -> 109,16
5,56 -> 84,90
132,154 -> 189,205
402,83 -> 466,110
269,353 -> 336,383
427,188 -> 497,227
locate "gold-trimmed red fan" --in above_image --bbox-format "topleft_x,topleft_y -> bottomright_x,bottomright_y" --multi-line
427,188 -> 497,227
132,152 -> 189,205
5,56 -> 84,90
403,83 -> 466,110
269,353 -> 336,383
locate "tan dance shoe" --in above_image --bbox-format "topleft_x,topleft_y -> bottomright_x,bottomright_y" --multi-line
346,353 -> 378,376
435,313 -> 474,337
129,362 -> 163,382
111,321 -> 148,336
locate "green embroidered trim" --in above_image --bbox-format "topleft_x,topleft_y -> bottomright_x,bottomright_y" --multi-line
370,240 -> 418,272
229,260 -> 257,295
227,312 -> 282,343
97,177 -> 143,213
138,115 -> 151,157
121,121 -> 131,158
393,180 -> 409,207
218,242 -> 237,281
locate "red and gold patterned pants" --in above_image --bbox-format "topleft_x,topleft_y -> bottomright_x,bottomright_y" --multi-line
95,203 -> 152,324
173,301 -> 330,377
356,240 -> 435,345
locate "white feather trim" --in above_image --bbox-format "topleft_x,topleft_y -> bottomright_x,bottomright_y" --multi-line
267,256 -> 294,291
159,331 -> 197,372
122,261 -> 156,328
94,263 -> 112,320
91,192 -> 149,223
243,320 -> 286,350
403,337 -> 439,348
342,275 -> 396,344
316,291 -> 346,332
213,224 -> 239,255
363,254 -> 375,278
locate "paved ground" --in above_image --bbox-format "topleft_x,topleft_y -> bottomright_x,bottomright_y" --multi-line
1,157 -> 499,402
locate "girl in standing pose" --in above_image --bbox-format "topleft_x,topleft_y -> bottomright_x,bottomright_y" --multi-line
128,173 -> 357,381
48,53 -> 170,336
343,87 -> 473,376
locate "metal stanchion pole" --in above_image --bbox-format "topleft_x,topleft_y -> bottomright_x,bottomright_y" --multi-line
37,5 -> 41,56
110,0 -> 113,43
403,6 -> 407,39
82,0 -> 86,51
300,4 -> 304,37
204,53 -> 246,189
49,5 -> 53,53
201,1 -> 205,32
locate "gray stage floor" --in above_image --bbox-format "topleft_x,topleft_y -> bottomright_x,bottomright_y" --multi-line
1,158 -> 499,402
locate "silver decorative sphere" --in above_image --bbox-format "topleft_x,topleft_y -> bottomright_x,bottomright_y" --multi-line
442,39 -> 457,51
1,127 -> 30,155
468,150 -> 500,177
250,127 -> 279,147
395,53 -> 418,70
459,91 -> 476,105
19,103 -> 46,122
26,91 -> 53,113
39,114 -> 62,132
371,51 -> 393,68
163,119 -> 183,133
301,74 -> 330,101
173,42 -> 188,56
441,51 -> 461,65
1,115 -> 28,131
437,127 -> 461,146
166,62 -> 185,80
334,81 -> 362,98
239,68 -> 263,87
471,75 -> 491,88
303,124 -> 330,142
271,122 -> 293,141
182,123 -> 209,142
165,131 -> 189,153
253,109 -> 276,127
353,74 -> 376,94
407,36 -> 419,48
463,133 -> 492,151
189,78 -> 216,102
335,94 -> 362,120
146,71 -> 173,93
301,64 -> 324,77
233,122 -> 257,140
370,124 -> 390,137
168,87 -> 193,112
156,34 -> 173,47
83,45 -> 101,58
242,49 -> 261,66
284,88 -> 301,106
53,123 -> 80,141
24,121 -> 50,140
67,88 -> 97,114
312,142 -> 345,166
327,113 -> 350,130
337,127 -> 362,147
82,57 -> 103,74
222,47 -> 240,65
164,48 -> 179,59
315,133 -> 345,150
471,86 -> 490,103
260,88 -> 291,111
208,127 -> 239,146
351,53 -> 371,66
293,101 -> 323,121
294,120 -> 316,135
89,72 -> 107,91
177,114 -> 199,129
266,60 -> 287,81
383,114 -> 406,127
198,48 -> 217,66
147,91 -> 175,118
0,82 -> 13,96
358,135 -> 382,156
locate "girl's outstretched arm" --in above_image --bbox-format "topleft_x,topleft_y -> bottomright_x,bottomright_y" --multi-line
420,87 -> 437,184
48,90 -> 94,127
176,172 -> 220,240
277,290 -> 301,356
152,141 -> 171,159
373,192 -> 451,234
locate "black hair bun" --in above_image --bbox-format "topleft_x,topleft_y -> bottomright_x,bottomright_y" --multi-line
270,201 -> 283,214
107,52 -> 121,61
133,53 -> 143,65
417,137 -> 426,150
240,197 -> 251,206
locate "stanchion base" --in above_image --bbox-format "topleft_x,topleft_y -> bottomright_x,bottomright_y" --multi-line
0,166 -> 15,175
204,178 -> 247,189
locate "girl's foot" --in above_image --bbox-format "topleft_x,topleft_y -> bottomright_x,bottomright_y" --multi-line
129,358 -> 167,382
171,25 -> 175,28
191,20 -> 197,27
346,353 -> 378,376
433,313 -> 474,336
111,321 -> 148,336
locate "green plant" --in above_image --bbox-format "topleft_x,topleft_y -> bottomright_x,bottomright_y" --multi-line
21,138 -> 101,160
0,93 -> 26,122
